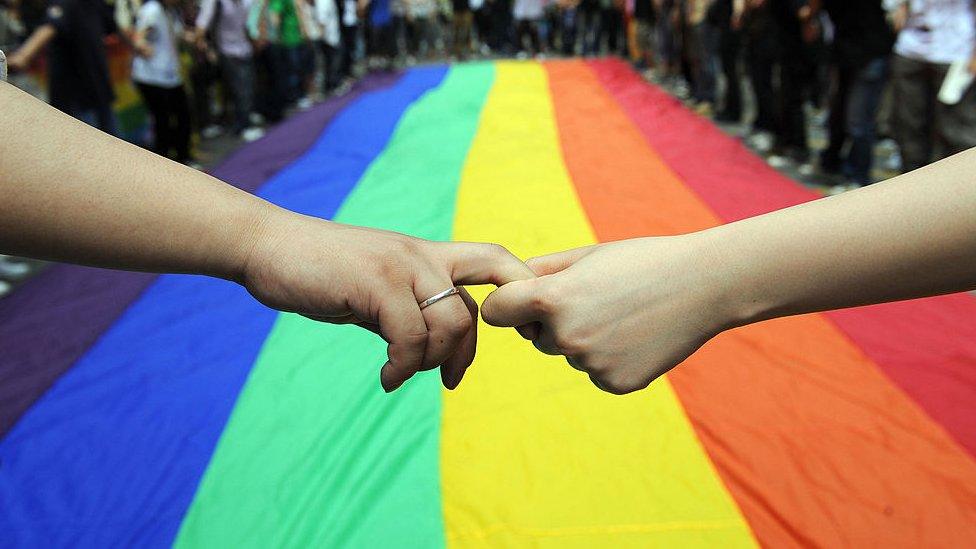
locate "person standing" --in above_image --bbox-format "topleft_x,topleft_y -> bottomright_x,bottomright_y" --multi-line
817,0 -> 895,186
268,0 -> 306,103
6,0 -> 119,134
132,0 -> 194,165
710,0 -> 741,122
196,0 -> 265,141
452,0 -> 473,58
890,0 -> 976,172
315,0 -> 342,91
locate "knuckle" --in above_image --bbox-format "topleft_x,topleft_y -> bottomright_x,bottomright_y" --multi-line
486,242 -> 513,260
530,281 -> 562,315
524,256 -> 545,272
550,331 -> 581,356
601,371 -> 646,395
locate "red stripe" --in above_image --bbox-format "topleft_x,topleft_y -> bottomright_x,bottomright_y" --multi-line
588,57 -> 976,457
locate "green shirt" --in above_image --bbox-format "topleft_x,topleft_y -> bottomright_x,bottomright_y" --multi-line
268,0 -> 303,46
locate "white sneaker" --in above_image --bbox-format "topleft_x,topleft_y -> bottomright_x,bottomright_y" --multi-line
241,126 -> 265,142
0,258 -> 30,279
747,132 -> 774,153
767,155 -> 792,169
201,125 -> 224,139
0,279 -> 11,298
297,97 -> 314,110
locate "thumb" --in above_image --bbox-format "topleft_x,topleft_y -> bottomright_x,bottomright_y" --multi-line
525,246 -> 594,276
481,278 -> 548,328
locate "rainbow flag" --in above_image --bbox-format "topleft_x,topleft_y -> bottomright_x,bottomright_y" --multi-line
3,59 -> 976,548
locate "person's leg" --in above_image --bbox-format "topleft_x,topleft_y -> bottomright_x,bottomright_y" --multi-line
221,56 -> 245,134
267,45 -> 289,122
747,39 -> 775,133
717,26 -> 741,119
696,22 -> 717,104
606,8 -> 621,54
821,64 -> 851,173
461,11 -> 475,57
340,25 -> 356,78
286,45 -> 304,102
136,82 -> 171,157
934,63 -> 976,160
189,60 -> 213,132
169,86 -> 193,163
843,56 -> 887,184
529,19 -> 542,53
777,45 -> 809,156
238,57 -> 257,127
891,54 -> 932,172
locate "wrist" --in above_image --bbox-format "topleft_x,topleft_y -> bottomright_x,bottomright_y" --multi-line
694,225 -> 777,331
223,198 -> 285,285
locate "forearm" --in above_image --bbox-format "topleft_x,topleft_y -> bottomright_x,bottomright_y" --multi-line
11,24 -> 56,63
706,148 -> 976,327
0,81 -> 276,281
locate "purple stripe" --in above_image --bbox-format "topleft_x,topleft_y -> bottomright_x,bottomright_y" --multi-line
0,73 -> 401,438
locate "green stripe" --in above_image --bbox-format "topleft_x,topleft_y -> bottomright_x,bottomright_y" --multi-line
174,63 -> 495,549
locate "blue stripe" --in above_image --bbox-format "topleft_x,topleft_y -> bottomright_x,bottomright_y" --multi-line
0,66 -> 448,548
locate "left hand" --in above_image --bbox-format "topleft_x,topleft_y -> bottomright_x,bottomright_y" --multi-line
482,236 -> 736,394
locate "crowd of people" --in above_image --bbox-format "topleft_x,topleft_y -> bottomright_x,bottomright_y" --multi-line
0,0 -> 974,297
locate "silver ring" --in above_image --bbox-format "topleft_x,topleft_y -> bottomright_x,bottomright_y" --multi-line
418,287 -> 461,310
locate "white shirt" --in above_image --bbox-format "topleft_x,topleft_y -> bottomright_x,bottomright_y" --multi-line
132,2 -> 183,88
513,0 -> 545,20
300,1 -> 323,40
315,0 -> 341,45
342,0 -> 358,26
895,0 -> 976,63
197,0 -> 255,59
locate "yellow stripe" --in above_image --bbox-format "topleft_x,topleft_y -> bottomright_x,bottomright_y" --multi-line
442,61 -> 757,548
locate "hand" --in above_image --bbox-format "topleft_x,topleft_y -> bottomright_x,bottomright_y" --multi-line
240,209 -> 535,393
890,3 -> 907,32
482,236 -> 734,394
135,43 -> 154,58
6,50 -> 28,73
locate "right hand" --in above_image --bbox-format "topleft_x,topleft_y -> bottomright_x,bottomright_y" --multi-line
239,209 -> 536,393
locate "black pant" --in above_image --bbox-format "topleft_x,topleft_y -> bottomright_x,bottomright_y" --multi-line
319,41 -> 341,91
136,83 -> 191,162
340,25 -> 358,78
746,36 -> 776,133
516,19 -> 541,53
717,27 -> 741,119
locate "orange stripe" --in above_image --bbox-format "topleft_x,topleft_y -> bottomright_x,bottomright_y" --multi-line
544,59 -> 976,547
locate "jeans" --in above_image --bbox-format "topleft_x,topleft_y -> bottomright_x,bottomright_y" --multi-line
823,57 -> 888,183
220,55 -> 256,133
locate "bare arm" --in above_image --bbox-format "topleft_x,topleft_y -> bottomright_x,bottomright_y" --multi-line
713,149 -> 976,325
0,82 -> 534,392
484,149 -> 976,394
6,24 -> 56,70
